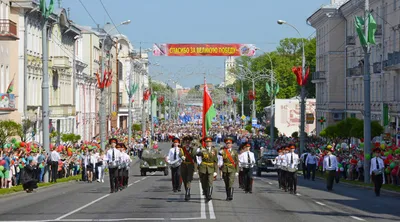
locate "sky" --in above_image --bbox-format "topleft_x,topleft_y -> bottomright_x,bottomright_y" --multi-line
61,0 -> 329,87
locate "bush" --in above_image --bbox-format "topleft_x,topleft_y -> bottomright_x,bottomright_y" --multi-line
291,131 -> 299,138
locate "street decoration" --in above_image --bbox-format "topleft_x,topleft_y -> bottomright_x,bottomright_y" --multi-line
232,95 -> 238,103
202,78 -> 217,143
153,43 -> 256,57
265,82 -> 280,97
292,66 -> 310,86
247,90 -> 256,100
95,70 -> 113,89
318,116 -> 326,126
355,13 -> 377,46
125,83 -> 139,98
158,96 -> 165,104
39,0 -> 54,19
143,89 -> 151,101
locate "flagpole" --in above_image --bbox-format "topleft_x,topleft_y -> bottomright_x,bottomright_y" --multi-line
363,0 -> 372,184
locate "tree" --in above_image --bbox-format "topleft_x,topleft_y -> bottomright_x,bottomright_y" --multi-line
265,125 -> 279,138
19,119 -> 34,142
132,123 -> 141,132
0,120 -> 22,148
61,133 -> 81,145
320,125 -> 339,139
291,131 -> 299,138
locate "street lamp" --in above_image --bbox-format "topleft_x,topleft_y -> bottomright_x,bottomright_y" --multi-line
99,20 -> 131,151
277,19 -> 306,155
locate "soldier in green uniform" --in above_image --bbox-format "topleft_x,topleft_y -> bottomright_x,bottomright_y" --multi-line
218,137 -> 239,201
196,136 -> 218,201
180,135 -> 197,201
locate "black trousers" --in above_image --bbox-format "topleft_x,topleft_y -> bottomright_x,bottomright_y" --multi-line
286,171 -> 297,192
277,169 -> 282,188
109,167 -> 119,192
326,170 -> 336,190
81,166 -> 86,181
280,170 -> 287,189
302,163 -> 307,179
243,168 -> 253,192
372,174 -> 383,196
306,164 -> 316,180
171,166 -> 181,191
239,170 -> 245,188
51,161 -> 58,182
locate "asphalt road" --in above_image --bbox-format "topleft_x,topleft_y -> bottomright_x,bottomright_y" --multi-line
0,142 -> 399,222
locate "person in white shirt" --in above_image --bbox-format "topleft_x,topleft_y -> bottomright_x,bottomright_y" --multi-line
85,149 -> 96,183
97,150 -> 105,183
50,147 -> 60,183
272,147 -> 284,189
105,138 -> 122,193
323,145 -> 338,191
122,144 -> 132,188
167,138 -> 184,192
370,148 -> 385,196
238,143 -> 255,193
285,144 -> 299,194
305,151 -> 319,181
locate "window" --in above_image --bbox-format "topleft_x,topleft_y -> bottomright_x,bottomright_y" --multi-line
0,65 -> 4,93
118,92 -> 122,105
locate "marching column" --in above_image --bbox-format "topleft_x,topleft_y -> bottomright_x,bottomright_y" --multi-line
323,145 -> 338,191
239,143 -> 255,194
218,137 -> 239,201
196,136 -> 218,201
167,138 -> 183,192
180,136 -> 197,201
105,138 -> 122,193
284,144 -> 299,194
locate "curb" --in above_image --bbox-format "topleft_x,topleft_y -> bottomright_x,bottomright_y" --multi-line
296,172 -> 400,196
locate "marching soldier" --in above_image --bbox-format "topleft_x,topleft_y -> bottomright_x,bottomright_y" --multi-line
116,143 -> 125,191
281,145 -> 289,192
285,144 -> 299,194
238,144 -> 246,189
180,136 -> 197,201
106,138 -> 122,193
239,142 -> 256,193
167,138 -> 183,192
218,137 -> 239,201
323,145 -> 338,191
272,148 -> 284,189
121,143 -> 132,188
370,148 -> 385,196
196,136 -> 218,201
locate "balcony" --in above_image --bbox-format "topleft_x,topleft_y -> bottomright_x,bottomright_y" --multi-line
312,71 -> 326,81
0,93 -> 16,113
373,62 -> 382,73
347,66 -> 363,77
0,19 -> 18,40
52,56 -> 71,68
383,51 -> 400,70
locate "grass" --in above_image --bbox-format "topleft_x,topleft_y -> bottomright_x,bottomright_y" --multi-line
0,175 -> 81,196
299,171 -> 400,193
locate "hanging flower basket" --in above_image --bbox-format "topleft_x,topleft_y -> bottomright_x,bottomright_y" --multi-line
232,96 -> 238,103
157,96 -> 165,104
318,116 -> 326,125
247,90 -> 256,100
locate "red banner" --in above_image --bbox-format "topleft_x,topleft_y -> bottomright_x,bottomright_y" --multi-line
153,43 -> 256,57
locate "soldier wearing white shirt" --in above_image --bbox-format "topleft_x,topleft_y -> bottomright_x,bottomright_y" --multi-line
281,145 -> 290,191
323,145 -> 338,191
119,143 -> 131,189
106,138 -> 122,193
167,138 -> 184,192
285,145 -> 299,194
238,143 -> 255,193
272,148 -> 284,189
117,143 -> 126,190
370,148 -> 385,196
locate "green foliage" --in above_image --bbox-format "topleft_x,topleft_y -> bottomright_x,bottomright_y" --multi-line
245,125 -> 253,132
0,120 -> 22,148
61,133 -> 81,144
319,118 -> 384,139
291,131 -> 299,138
265,125 -> 279,138
132,123 -> 141,132
19,119 -> 34,142
231,38 -> 316,117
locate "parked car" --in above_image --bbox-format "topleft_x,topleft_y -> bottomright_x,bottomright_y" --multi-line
256,149 -> 278,176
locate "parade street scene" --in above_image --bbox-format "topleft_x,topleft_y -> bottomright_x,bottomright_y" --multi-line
0,0 -> 400,221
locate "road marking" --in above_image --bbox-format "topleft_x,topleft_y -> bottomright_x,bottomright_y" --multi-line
296,193 -> 301,196
170,217 -> 204,221
54,194 -> 110,220
141,177 -> 147,181
350,216 -> 365,221
199,182 -> 206,219
127,183 -> 133,187
267,182 -> 273,185
58,218 -> 165,221
315,201 -> 326,206
133,180 -> 140,183
208,199 -> 216,219
151,172 -> 156,175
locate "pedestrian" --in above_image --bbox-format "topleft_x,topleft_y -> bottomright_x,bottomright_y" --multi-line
300,150 -> 309,179
239,142 -> 255,193
285,144 -> 299,194
49,146 -> 60,183
323,145 -> 338,191
238,144 -> 246,189
106,138 -> 122,193
180,136 -> 197,201
167,138 -> 183,192
370,148 -> 385,196
218,137 -> 239,201
21,159 -> 38,193
196,136 -> 218,201
305,150 -> 318,181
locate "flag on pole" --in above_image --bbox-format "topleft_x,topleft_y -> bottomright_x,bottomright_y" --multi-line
202,79 -> 216,140
39,0 -> 55,19
355,13 -> 377,46
6,73 -> 15,94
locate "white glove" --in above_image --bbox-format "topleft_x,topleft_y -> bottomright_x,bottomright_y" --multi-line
235,173 -> 239,177
181,156 -> 186,161
213,172 -> 217,177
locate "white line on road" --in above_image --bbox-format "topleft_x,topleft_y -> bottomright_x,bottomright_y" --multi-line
296,193 -> 301,196
54,194 -> 110,220
267,182 -> 273,185
199,182 -> 206,219
350,216 -> 365,221
127,183 -> 133,187
315,201 -> 326,206
170,217 -> 204,221
151,172 -> 156,175
58,218 -> 165,221
208,199 -> 216,219
141,177 -> 147,181
133,180 -> 140,183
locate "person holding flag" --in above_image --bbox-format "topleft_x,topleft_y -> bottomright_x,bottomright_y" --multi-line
180,135 -> 197,201
218,137 -> 239,201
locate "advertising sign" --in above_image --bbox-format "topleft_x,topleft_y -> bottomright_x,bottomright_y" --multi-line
153,43 -> 256,57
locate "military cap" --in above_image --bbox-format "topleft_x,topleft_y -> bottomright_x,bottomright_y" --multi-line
224,137 -> 234,143
373,147 -> 381,153
243,142 -> 251,147
115,143 -> 122,148
202,136 -> 213,142
109,138 -> 118,144
289,144 -> 296,149
172,137 -> 181,143
182,135 -> 193,141
119,143 -> 128,149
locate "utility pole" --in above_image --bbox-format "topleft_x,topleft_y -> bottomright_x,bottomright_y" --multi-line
363,0 -> 372,184
128,61 -> 133,145
99,37 -> 107,151
42,19 -> 49,154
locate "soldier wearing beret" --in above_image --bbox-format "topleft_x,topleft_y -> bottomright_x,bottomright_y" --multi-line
167,138 -> 184,192
218,137 -> 239,201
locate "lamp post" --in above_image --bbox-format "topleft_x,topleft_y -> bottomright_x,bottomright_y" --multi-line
277,19 -> 306,154
99,20 -> 131,150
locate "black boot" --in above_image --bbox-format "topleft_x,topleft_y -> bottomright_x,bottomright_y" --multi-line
185,189 -> 189,201
188,188 -> 191,200
207,187 -> 213,200
229,188 -> 234,201
225,187 -> 229,201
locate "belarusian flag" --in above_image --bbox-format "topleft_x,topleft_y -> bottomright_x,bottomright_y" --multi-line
6,74 -> 15,94
202,78 -> 216,140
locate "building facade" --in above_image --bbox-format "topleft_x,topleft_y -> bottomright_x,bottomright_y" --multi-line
0,0 -> 19,121
224,56 -> 236,86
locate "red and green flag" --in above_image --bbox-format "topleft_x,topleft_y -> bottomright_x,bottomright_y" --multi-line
6,74 -> 15,94
39,0 -> 54,19
202,79 -> 216,140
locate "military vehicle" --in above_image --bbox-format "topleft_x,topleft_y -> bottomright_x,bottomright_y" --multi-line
256,149 -> 278,176
140,149 -> 169,176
